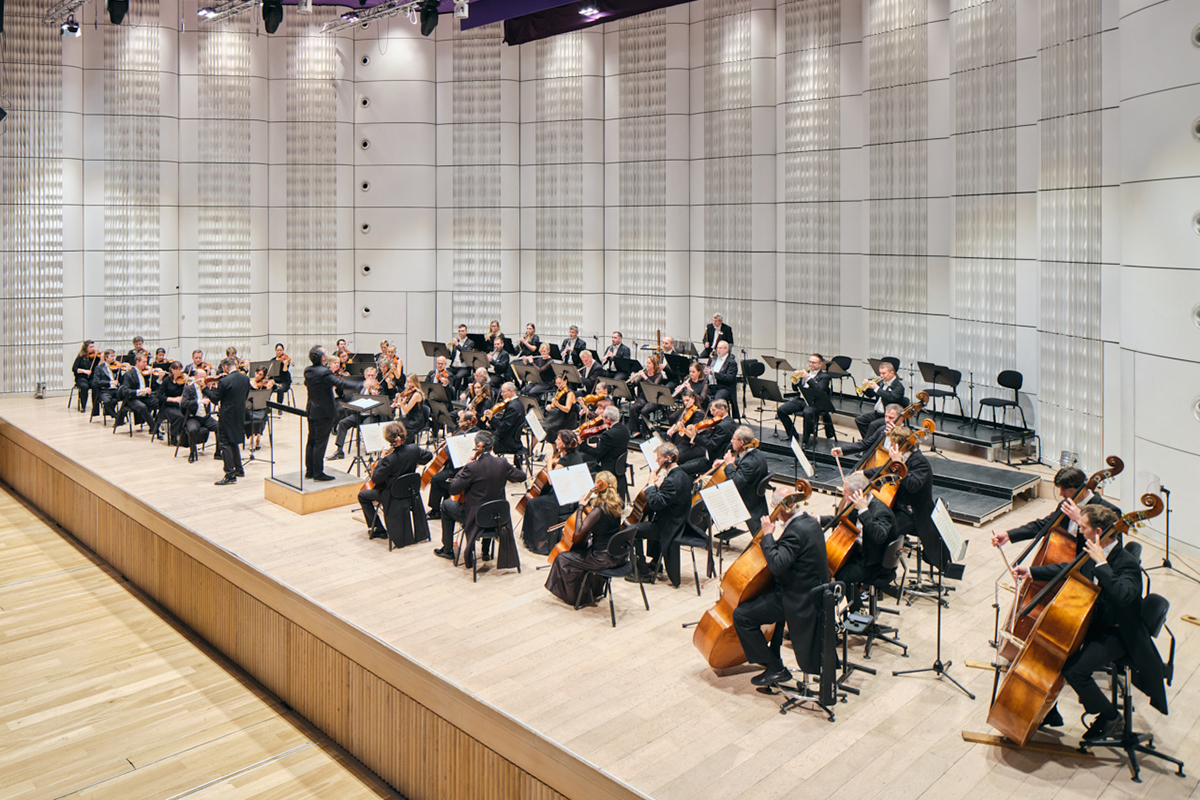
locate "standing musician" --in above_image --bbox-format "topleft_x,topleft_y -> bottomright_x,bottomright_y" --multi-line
541,373 -> 579,443
600,332 -> 631,380
627,441 -> 693,588
1011,505 -> 1166,738
448,324 -> 475,386
72,340 -> 99,414
247,366 -> 278,452
821,472 -> 897,594
304,345 -> 370,482
486,335 -> 512,390
426,355 -> 453,391
577,349 -> 605,392
155,360 -> 189,446
433,431 -> 526,566
391,373 -> 428,445
206,357 -> 251,485
270,343 -> 292,403
519,342 -> 556,397
115,353 -> 160,433
700,313 -> 734,360
486,382 -> 528,469
776,353 -> 835,448
357,421 -> 433,541
517,322 -> 541,358
627,355 -> 667,438
732,486 -> 829,687
717,426 -> 769,535
680,398 -> 735,477
426,409 -> 479,520
666,390 -> 708,468
521,429 -> 588,555
855,361 -> 905,437
831,404 -> 901,463
561,325 -> 586,367
544,470 -> 627,606
865,426 -> 952,576
123,335 -> 149,366
184,349 -> 210,377
91,349 -> 122,419
578,405 -> 629,499
181,367 -> 219,463
991,466 -> 1121,551
672,362 -> 710,409
705,340 -> 738,403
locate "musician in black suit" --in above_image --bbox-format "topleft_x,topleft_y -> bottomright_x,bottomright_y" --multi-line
154,361 -> 188,445
427,410 -> 479,519
205,358 -> 251,485
434,431 -> 526,567
1013,505 -> 1166,740
486,336 -> 511,390
821,473 -> 897,590
483,382 -> 526,466
181,368 -> 219,463
560,325 -> 586,367
576,350 -> 605,393
831,404 -> 901,467
358,421 -> 434,541
91,350 -> 121,419
992,466 -> 1121,551
115,353 -> 159,431
304,345 -> 368,481
680,399 -> 735,477
123,335 -> 149,367
578,405 -> 630,499
448,324 -> 475,386
776,353 -> 835,447
718,426 -> 769,535
706,340 -> 738,403
732,487 -> 829,686
855,361 -> 906,437
700,313 -> 734,359
599,331 -> 631,380
628,442 -> 693,587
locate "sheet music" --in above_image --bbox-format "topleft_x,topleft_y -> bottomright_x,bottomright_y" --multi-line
551,463 -> 595,506
446,432 -> 478,468
640,435 -> 665,471
932,499 -> 968,565
526,410 -> 547,443
359,422 -> 389,454
701,480 -> 750,532
349,397 -> 382,411
790,437 -> 814,477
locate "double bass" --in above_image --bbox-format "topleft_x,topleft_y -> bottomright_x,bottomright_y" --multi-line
824,461 -> 907,576
692,480 -> 812,670
853,390 -> 929,472
987,493 -> 1162,746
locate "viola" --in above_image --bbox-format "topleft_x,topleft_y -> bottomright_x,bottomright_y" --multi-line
547,478 -> 609,565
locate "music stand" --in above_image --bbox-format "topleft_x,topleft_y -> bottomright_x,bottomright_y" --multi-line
427,400 -> 455,441
462,350 -> 488,371
825,357 -> 853,396
246,389 -> 274,466
761,355 -> 793,388
746,376 -> 782,436
510,362 -> 543,392
267,400 -> 306,491
547,342 -> 563,361
551,362 -> 583,386
664,353 -> 691,383
346,360 -> 368,377
500,336 -> 519,355
466,333 -> 488,351
422,340 -> 452,361
265,359 -> 283,380
249,360 -> 272,377
351,353 -> 374,364
614,357 -> 643,378
915,361 -> 954,457
679,340 -> 699,357
596,377 -> 634,403
342,395 -> 386,476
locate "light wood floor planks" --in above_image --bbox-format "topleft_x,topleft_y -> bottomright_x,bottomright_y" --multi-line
0,483 -> 399,800
3,394 -> 1200,800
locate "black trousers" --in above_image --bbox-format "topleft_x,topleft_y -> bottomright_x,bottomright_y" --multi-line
97,389 -> 119,418
856,409 -> 882,437
359,487 -> 384,531
1063,633 -> 1126,717
217,427 -> 243,478
428,469 -> 454,513
186,415 -> 219,449
74,375 -> 91,410
733,591 -> 787,669
306,416 -> 335,477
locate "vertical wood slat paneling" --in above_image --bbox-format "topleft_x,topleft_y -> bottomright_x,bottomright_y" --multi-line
0,427 -> 583,800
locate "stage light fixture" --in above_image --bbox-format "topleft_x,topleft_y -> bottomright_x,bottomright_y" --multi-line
418,0 -> 439,36
298,0 -> 313,13
61,16 -> 80,35
198,6 -> 217,18
454,0 -> 468,19
263,0 -> 283,33
106,0 -> 129,24
579,5 -> 598,15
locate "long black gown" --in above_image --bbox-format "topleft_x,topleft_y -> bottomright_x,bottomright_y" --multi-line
520,449 -> 586,555
545,507 -> 624,605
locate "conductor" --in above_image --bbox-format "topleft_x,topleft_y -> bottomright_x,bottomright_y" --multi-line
304,345 -> 371,481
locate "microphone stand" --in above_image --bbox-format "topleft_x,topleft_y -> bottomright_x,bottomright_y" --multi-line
1145,487 -> 1200,584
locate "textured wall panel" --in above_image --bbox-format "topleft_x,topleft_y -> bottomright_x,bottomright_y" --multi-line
451,23 -> 504,331
197,19 -> 253,359
0,9 -> 65,392
103,10 -> 162,346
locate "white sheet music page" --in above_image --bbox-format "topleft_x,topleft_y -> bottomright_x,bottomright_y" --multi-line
526,410 -> 547,443
701,480 -> 750,531
349,397 -> 382,411
639,435 -> 664,471
446,432 -> 478,468
790,437 -> 815,477
358,422 -> 389,454
932,499 -> 968,563
551,463 -> 595,505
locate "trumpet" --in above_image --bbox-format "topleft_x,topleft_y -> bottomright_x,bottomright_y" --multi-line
790,368 -> 808,385
855,378 -> 880,396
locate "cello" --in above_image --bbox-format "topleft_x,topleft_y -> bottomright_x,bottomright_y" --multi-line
986,493 -> 1163,746
824,461 -> 907,577
692,480 -> 812,670
997,455 -> 1124,660
516,442 -> 561,516
547,478 -> 608,564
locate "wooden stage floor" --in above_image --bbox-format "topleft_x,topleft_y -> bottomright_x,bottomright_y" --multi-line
3,394 -> 1199,800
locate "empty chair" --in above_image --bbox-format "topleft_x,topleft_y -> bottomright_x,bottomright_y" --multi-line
917,361 -> 964,419
828,355 -> 855,395
973,370 -> 1027,431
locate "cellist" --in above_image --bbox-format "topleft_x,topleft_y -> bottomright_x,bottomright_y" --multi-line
731,486 -> 829,688
544,471 -> 625,606
991,466 -> 1121,550
1010,505 -> 1166,738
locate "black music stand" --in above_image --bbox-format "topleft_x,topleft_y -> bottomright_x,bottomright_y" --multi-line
346,360 -> 368,377
245,389 -> 275,466
547,342 -> 563,361
422,340 -> 452,361
915,361 -> 953,458
351,353 -> 375,364
614,357 -> 643,379
746,376 -> 782,437
248,360 -> 272,376
678,340 -> 699,357
267,400 -> 306,491
466,333 -> 488,351
826,357 -> 853,396
639,382 -> 676,433
510,362 -> 543,393
427,400 -> 455,443
420,380 -> 451,408
761,355 -> 793,388
596,377 -> 634,403
551,362 -> 583,386
664,353 -> 691,383
462,350 -> 488,372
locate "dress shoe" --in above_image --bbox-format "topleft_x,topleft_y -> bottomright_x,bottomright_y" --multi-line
433,547 -> 455,560
751,667 -> 792,687
1039,706 -> 1064,729
304,472 -> 313,479
426,510 -> 441,520
624,569 -> 655,584
214,451 -> 223,460
1081,712 -> 1122,741
313,473 -> 336,482
187,450 -> 197,464
214,476 -> 237,486
234,470 -> 245,478
330,449 -> 345,460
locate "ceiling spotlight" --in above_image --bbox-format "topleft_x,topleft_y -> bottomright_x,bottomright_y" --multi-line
61,16 -> 81,36
454,0 -> 468,19
198,6 -> 217,18
263,0 -> 283,33
579,5 -> 598,15
340,10 -> 360,22
418,0 -> 440,36
298,0 -> 313,13
106,0 -> 130,25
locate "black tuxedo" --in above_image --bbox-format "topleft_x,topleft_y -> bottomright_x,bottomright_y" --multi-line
181,382 -> 219,452
696,415 -> 736,466
708,354 -> 738,402
443,452 -> 526,567
490,397 -> 526,457
560,337 -> 586,366
700,323 -> 734,358
358,443 -> 434,541
821,496 -> 896,585
776,370 -> 834,444
1006,493 -> 1121,546
205,370 -> 251,478
856,377 -> 907,436
427,426 -> 480,514
600,343 -> 631,376
116,368 -> 158,427
632,464 -> 693,586
577,361 -> 605,392
579,422 -> 630,498
91,362 -> 121,417
304,364 -> 362,478
487,349 -> 511,388
723,445 -> 769,534
868,449 -> 949,571
450,338 -> 475,383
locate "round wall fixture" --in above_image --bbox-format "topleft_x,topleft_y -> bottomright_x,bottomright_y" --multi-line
361,223 -> 371,233
1193,397 -> 1200,423
360,139 -> 370,150
1192,209 -> 1200,236
360,97 -> 370,108
360,180 -> 371,192
1193,23 -> 1200,48
362,307 -> 372,318
1193,116 -> 1200,142
360,20 -> 371,29
1192,303 -> 1200,329
361,264 -> 372,275
360,55 -> 370,66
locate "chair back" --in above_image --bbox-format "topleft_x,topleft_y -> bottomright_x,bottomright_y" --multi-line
476,499 -> 510,532
831,355 -> 852,372
688,501 -> 713,531
606,526 -> 638,559
742,358 -> 766,378
389,471 -> 421,501
755,475 -> 773,497
997,370 -> 1023,394
880,537 -> 906,571
1141,593 -> 1169,638
1124,540 -> 1143,563
942,368 -> 962,388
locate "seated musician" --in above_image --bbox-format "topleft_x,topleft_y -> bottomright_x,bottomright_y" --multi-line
821,473 -> 897,596
433,431 -> 526,566
732,486 -> 829,687
679,398 -> 735,477
449,324 -> 475,386
672,362 -> 709,409
700,313 -> 733,360
485,319 -> 504,346
91,350 -> 123,419
667,390 -> 707,468
706,340 -> 738,403
831,404 -> 901,464
426,409 -> 479,519
561,325 -> 586,367
991,466 -> 1121,550
426,355 -> 453,391
184,349 -> 209,377
517,322 -> 541,359
519,342 -> 556,397
329,366 -> 386,459
246,366 -> 278,452
486,336 -> 511,390
855,361 -> 905,437
123,335 -> 148,366
270,343 -> 292,403
155,361 -> 189,446
1011,505 -> 1166,738
392,373 -> 429,445
716,426 -> 769,536
542,373 -> 579,443
225,345 -> 248,373
627,442 -> 692,588
544,470 -> 627,606
776,353 -> 835,448
628,355 -> 667,438
152,348 -> 170,374
600,332 -> 631,381
487,382 -> 527,468
181,368 -> 219,463
521,429 -> 587,555
578,405 -> 630,498
72,340 -> 98,414
115,353 -> 159,431
357,421 -> 434,541
577,349 -> 605,392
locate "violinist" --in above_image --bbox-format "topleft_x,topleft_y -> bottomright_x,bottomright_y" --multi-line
991,466 -> 1121,550
855,360 -> 905,437
207,357 -> 251,485
91,350 -> 121,419
627,441 -> 692,587
541,373 -> 578,442
155,360 -> 189,445
486,382 -> 527,468
426,409 -> 479,520
304,345 -> 370,482
181,367 -> 219,463
1011,505 -> 1165,738
776,353 -> 834,448
577,349 -> 604,393
184,350 -> 209,377
731,486 -> 828,687
820,473 -> 896,594
667,390 -> 707,466
328,366 -> 382,460
392,373 -> 428,445
544,470 -> 626,606
463,370 -> 493,417
560,325 -> 586,367
270,343 -> 292,403
448,324 -> 475,386
71,340 -> 99,414
486,335 -> 511,390
433,431 -> 526,566
680,398 -> 734,477
672,362 -> 709,409
518,342 -> 555,397
335,339 -> 352,362
578,405 -> 629,498
704,340 -> 738,403
357,421 -> 434,542
247,366 -> 278,452
716,426 -> 768,535
600,332 -> 631,380
521,429 -> 587,555
426,355 -> 452,390
225,345 -> 249,374
116,353 -> 159,433
152,347 -> 171,374
830,404 -> 901,462
627,355 -> 667,438
517,322 -> 540,358
123,335 -> 149,366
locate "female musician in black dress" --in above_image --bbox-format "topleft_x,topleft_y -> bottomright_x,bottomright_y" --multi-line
71,340 -> 99,413
517,322 -> 541,358
544,470 -> 626,606
519,342 -> 556,397
521,429 -> 587,555
667,390 -> 708,467
628,354 -> 667,437
271,342 -> 292,403
541,372 -> 579,442
673,361 -> 709,409
393,373 -> 429,444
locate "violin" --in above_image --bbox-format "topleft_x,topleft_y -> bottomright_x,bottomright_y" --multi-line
547,478 -> 609,565
684,416 -> 718,438
668,405 -> 698,437
574,416 -> 608,439
580,393 -> 604,406
483,399 -> 507,420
